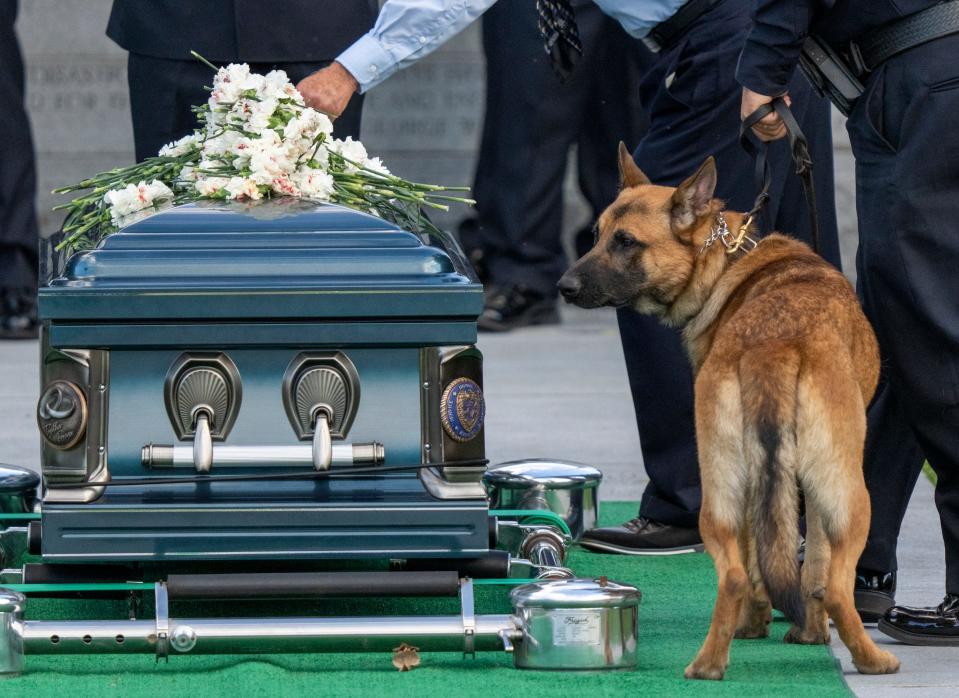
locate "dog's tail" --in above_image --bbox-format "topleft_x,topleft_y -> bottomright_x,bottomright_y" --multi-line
741,347 -> 805,627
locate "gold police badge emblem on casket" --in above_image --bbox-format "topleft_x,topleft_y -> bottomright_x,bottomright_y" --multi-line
440,377 -> 485,442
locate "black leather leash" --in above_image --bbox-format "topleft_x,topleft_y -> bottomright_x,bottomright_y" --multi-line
739,96 -> 821,255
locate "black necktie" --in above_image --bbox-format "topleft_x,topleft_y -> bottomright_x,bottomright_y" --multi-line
537,0 -> 583,82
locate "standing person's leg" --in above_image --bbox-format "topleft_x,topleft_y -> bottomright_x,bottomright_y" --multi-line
581,0 -> 839,553
469,0 -> 606,331
845,37 -> 959,643
855,379 -> 925,620
127,55 -> 214,162
573,28 -> 651,258
0,0 -> 39,338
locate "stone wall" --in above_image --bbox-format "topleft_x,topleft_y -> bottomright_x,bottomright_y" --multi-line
15,0 -> 857,277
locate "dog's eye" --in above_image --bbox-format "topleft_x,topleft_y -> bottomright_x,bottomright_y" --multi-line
613,230 -> 643,250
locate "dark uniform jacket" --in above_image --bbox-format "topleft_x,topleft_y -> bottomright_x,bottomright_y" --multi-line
107,0 -> 378,63
737,0 -> 939,95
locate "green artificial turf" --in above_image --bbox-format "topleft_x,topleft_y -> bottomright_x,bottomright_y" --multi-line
8,502 -> 851,697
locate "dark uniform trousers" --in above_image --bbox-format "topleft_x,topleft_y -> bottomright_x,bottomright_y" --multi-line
620,0 -> 841,527
472,0 -> 650,296
0,0 -> 39,292
106,0 -> 375,161
847,34 -> 959,592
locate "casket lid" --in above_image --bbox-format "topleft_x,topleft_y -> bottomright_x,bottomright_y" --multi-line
40,200 -> 482,321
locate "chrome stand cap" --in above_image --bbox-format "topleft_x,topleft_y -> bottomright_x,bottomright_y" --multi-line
484,460 -> 602,489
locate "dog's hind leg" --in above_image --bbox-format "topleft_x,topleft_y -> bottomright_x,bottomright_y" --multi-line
685,517 -> 749,681
736,533 -> 772,639
687,376 -> 749,680
784,504 -> 830,644
798,368 -> 899,673
821,479 -> 899,673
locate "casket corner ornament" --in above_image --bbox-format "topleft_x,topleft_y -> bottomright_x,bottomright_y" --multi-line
440,377 -> 485,442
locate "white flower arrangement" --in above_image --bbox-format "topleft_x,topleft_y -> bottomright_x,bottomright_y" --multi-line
54,53 -> 473,252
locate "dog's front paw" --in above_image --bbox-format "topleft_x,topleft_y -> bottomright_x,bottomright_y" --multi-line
784,625 -> 830,645
855,650 -> 900,675
684,660 -> 726,681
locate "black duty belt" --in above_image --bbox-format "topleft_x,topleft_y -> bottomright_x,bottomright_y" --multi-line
801,1 -> 959,115
642,0 -> 721,53
853,0 -> 959,72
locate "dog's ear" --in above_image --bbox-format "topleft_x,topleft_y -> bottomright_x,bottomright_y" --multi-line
618,142 -> 650,189
670,156 -> 717,230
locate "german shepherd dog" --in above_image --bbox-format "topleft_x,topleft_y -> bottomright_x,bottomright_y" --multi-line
558,145 -> 900,680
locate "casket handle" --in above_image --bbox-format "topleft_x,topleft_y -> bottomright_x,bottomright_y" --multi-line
312,408 -> 333,471
192,411 -> 213,474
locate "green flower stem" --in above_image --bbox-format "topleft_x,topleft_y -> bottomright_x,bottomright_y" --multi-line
190,51 -> 220,73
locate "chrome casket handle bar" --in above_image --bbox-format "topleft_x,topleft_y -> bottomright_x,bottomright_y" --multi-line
312,410 -> 333,471
192,411 -> 213,474
142,442 -> 385,469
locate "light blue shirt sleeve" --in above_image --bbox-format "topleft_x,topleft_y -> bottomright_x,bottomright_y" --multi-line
592,0 -> 689,40
337,0 -> 497,93
337,0 -> 690,93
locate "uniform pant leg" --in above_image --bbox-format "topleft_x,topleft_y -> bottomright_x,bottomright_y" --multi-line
847,36 -> 959,592
472,0 -> 608,295
127,54 -> 213,162
858,380 -> 925,573
619,0 -> 839,526
0,0 -> 39,291
574,32 -> 651,222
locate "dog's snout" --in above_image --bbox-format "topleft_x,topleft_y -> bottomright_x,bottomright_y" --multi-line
557,274 -> 582,300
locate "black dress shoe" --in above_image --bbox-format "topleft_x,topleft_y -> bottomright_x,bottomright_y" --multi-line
477,285 -> 560,332
0,288 -> 38,340
579,516 -> 704,555
855,569 -> 896,623
878,593 -> 959,646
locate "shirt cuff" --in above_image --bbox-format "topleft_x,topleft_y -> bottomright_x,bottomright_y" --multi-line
735,39 -> 798,97
336,33 -> 396,94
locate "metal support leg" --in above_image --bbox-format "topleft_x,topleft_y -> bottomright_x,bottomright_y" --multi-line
460,578 -> 476,658
0,588 -> 25,676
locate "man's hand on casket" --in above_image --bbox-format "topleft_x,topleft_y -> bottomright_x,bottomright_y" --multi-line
297,62 -> 360,119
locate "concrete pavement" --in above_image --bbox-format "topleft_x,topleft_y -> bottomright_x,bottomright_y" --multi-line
0,305 -> 954,695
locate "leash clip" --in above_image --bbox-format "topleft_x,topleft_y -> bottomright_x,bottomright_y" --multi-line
699,212 -> 758,257
725,214 -> 758,255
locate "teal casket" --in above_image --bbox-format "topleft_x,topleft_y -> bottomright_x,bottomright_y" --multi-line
35,199 -> 490,562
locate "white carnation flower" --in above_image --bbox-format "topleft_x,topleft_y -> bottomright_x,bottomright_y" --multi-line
209,63 -> 251,104
269,175 -> 300,197
247,131 -> 296,185
159,133 -> 199,158
195,177 -> 229,198
176,165 -> 197,184
224,176 -> 263,201
103,180 -> 174,226
201,130 -> 245,158
292,167 -> 335,200
246,96 -> 279,132
294,108 -> 334,138
262,70 -> 291,100
364,156 -> 391,176
328,137 -> 369,172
